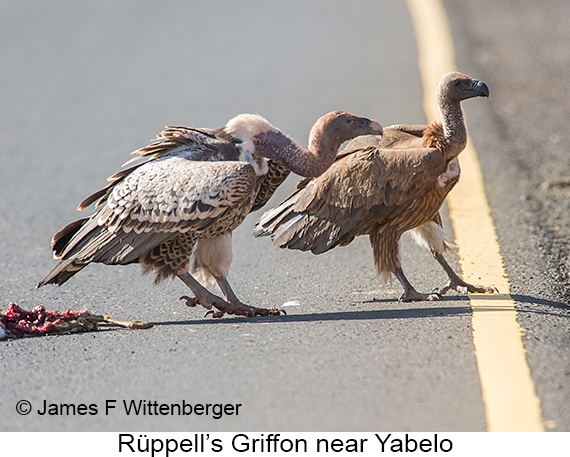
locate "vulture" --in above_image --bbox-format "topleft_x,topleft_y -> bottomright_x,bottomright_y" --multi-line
38,111 -> 383,317
254,72 -> 497,302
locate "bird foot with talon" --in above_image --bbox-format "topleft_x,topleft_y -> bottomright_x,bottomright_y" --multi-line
434,280 -> 498,296
180,295 -> 204,308
205,302 -> 286,318
204,309 -> 226,318
181,295 -> 285,318
399,290 -> 442,302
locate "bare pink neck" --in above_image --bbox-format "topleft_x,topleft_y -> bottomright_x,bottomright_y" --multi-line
253,129 -> 341,178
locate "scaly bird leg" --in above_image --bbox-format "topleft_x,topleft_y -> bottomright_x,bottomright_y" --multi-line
177,272 -> 284,318
394,267 -> 442,302
212,276 -> 285,318
431,251 -> 498,295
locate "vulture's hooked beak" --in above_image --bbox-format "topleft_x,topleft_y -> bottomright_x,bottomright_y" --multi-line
471,79 -> 490,98
368,119 -> 384,137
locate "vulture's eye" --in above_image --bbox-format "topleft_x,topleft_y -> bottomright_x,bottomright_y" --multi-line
346,119 -> 353,124
453,80 -> 461,86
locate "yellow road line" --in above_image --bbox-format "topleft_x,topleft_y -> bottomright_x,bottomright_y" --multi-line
406,0 -> 545,432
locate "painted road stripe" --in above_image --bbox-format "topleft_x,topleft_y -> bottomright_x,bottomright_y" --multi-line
406,0 -> 545,432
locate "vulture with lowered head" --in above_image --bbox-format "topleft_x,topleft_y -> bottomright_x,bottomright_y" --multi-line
38,111 -> 383,317
254,72 -> 497,301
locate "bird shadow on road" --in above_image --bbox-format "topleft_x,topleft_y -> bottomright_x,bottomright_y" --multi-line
150,293 -> 569,328
511,293 -> 569,309
150,301 -> 472,327
511,294 -> 570,319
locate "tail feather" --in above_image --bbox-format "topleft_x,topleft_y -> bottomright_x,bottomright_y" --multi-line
253,199 -> 295,237
38,218 -> 108,287
39,217 -> 91,287
52,218 -> 90,256
39,217 -> 175,287
255,201 -> 343,255
38,258 -> 88,287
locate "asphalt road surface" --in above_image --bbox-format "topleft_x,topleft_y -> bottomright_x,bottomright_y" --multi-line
1,0 -> 568,433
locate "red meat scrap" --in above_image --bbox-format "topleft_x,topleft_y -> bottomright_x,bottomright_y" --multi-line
0,303 -> 151,339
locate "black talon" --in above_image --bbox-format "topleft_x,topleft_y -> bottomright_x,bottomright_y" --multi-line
203,309 -> 215,318
180,295 -> 199,307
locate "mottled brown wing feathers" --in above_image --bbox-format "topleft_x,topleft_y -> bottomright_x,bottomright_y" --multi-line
250,160 -> 291,212
305,122 -> 434,184
134,125 -> 242,163
77,126 -> 243,211
340,124 -> 428,159
297,147 -> 444,212
98,159 -> 256,233
338,135 -> 384,159
255,146 -> 446,254
41,159 -> 257,286
77,164 -> 144,210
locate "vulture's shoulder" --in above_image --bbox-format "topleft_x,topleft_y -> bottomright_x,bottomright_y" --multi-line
375,124 -> 429,149
78,126 -> 243,210
338,123 -> 428,160
133,125 -> 241,162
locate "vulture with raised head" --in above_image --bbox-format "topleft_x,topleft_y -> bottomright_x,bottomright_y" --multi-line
254,72 -> 497,301
38,112 -> 383,317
